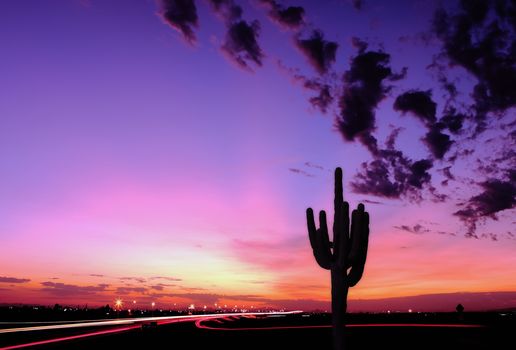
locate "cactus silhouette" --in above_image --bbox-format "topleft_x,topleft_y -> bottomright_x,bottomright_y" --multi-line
306,167 -> 370,350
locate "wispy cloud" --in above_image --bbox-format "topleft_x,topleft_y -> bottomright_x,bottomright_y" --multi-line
40,282 -> 109,297
119,276 -> 147,283
149,276 -> 182,282
0,276 -> 30,284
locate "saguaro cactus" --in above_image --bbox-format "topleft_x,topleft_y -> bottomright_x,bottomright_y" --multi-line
306,167 -> 370,350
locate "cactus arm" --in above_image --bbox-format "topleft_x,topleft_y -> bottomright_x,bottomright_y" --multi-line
306,208 -> 332,269
315,210 -> 333,267
347,207 -> 362,266
306,208 -> 318,248
347,208 -> 370,287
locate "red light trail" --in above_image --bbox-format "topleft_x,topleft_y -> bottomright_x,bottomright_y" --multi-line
0,311 -> 301,349
0,325 -> 140,350
194,318 -> 485,331
0,312 -> 485,349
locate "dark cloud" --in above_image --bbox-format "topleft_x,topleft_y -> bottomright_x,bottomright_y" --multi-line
208,0 -> 242,22
119,277 -> 147,283
393,90 -> 456,159
480,232 -> 499,241
304,161 -> 325,170
408,159 -> 433,188
170,292 -> 268,305
179,286 -> 207,292
352,0 -> 363,11
222,20 -> 263,70
447,147 -> 474,163
350,37 -> 368,52
116,287 -> 148,294
454,170 -> 516,237
440,108 -> 465,134
289,168 -> 314,177
0,276 -> 30,283
159,0 -> 198,44
303,79 -> 334,113
394,90 -> 437,125
276,61 -> 336,114
351,158 -> 402,198
423,124 -> 453,159
295,30 -> 338,75
351,130 -> 435,201
209,0 -> 264,70
89,274 -> 105,278
149,284 -> 170,291
41,282 -> 109,296
149,276 -> 182,282
389,66 -> 408,81
336,47 -> 399,146
433,0 -> 516,133
393,224 -> 431,234
440,166 -> 455,186
437,230 -> 457,236
259,0 -> 305,29
351,157 -> 433,201
361,199 -> 384,205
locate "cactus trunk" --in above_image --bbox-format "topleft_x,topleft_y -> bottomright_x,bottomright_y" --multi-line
306,168 -> 370,350
331,267 -> 348,350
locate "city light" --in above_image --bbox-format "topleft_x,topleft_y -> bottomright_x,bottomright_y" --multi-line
114,299 -> 123,310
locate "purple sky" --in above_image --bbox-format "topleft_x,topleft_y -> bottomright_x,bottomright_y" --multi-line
0,0 -> 515,310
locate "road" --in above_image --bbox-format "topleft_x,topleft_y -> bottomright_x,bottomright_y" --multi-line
0,311 -> 302,349
1,312 -> 505,350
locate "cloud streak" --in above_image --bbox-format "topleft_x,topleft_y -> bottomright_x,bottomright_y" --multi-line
0,276 -> 30,283
40,282 -> 109,297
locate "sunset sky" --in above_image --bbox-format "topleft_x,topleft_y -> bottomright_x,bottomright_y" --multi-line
0,0 -> 515,312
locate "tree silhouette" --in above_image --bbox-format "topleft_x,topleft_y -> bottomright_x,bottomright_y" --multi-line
307,167 -> 370,350
456,303 -> 464,321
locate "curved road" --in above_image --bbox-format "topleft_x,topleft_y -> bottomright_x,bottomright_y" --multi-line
0,311 -> 302,349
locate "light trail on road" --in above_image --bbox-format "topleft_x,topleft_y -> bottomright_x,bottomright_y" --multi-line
195,319 -> 486,331
0,311 -> 302,349
0,311 -> 302,334
0,311 -> 486,350
0,325 -> 141,350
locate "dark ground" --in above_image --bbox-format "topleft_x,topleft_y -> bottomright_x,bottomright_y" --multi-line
1,312 -> 514,350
